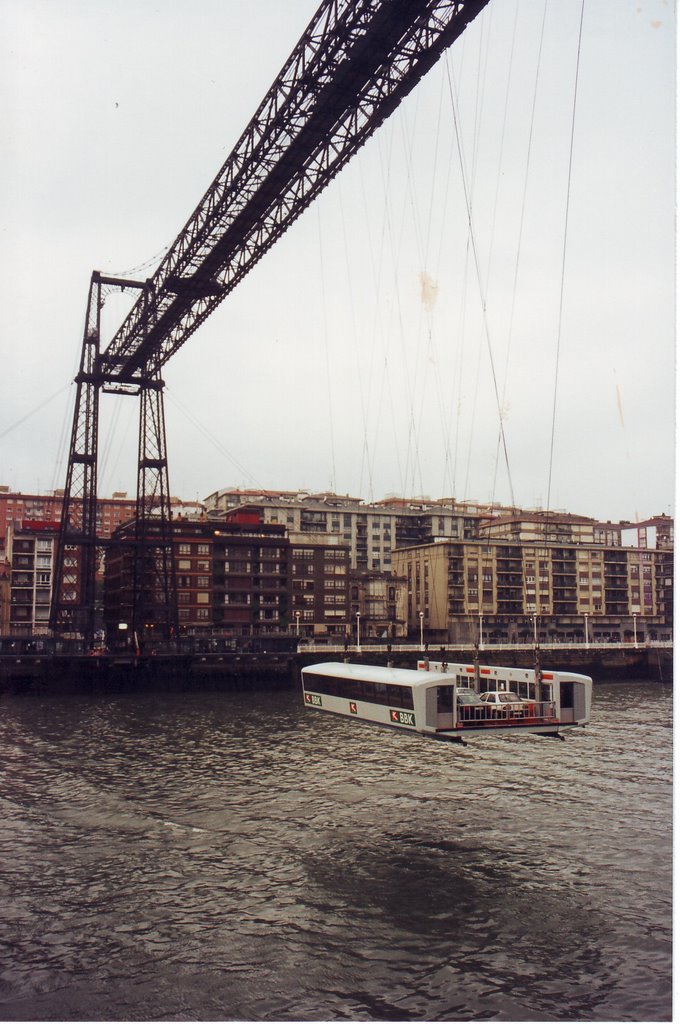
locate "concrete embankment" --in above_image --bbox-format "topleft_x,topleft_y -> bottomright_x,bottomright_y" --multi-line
0,644 -> 671,696
0,652 -> 298,696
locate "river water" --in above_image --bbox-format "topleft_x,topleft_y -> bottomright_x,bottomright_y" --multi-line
0,679 -> 672,1022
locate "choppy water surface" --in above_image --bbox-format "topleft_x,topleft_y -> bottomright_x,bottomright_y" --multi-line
0,679 -> 671,1022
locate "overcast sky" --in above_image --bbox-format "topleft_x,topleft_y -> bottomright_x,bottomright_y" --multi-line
0,0 -> 675,523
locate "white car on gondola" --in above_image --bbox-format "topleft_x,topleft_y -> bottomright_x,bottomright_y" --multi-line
479,690 -> 527,712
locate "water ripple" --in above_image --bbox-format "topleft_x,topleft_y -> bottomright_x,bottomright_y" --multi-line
0,680 -> 671,1021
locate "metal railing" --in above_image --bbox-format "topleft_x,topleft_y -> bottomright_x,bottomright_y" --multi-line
0,635 -> 672,659
296,640 -> 673,655
456,700 -> 557,726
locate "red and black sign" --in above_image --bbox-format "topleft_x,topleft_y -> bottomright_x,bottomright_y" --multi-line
349,701 -> 358,714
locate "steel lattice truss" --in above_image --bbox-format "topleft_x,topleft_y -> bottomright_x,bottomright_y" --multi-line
103,0 -> 491,380
52,0 -> 491,641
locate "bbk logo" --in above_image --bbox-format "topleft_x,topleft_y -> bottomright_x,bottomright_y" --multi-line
390,709 -> 416,727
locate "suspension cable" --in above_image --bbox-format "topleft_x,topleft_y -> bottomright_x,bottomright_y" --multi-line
490,0 -> 533,504
0,384 -> 72,442
316,203 -> 337,494
164,387 -> 258,486
546,0 -> 586,514
445,59 -> 516,509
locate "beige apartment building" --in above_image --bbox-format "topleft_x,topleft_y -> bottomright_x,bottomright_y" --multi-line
5,520 -> 61,635
393,535 -> 673,645
478,510 -> 624,546
349,570 -> 408,641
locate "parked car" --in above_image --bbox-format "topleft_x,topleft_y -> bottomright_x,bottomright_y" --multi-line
479,691 -> 526,713
456,688 -> 484,706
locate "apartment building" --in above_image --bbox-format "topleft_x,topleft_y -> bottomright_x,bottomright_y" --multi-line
289,534 -> 350,638
204,487 -> 495,572
0,559 -> 10,633
393,536 -> 673,644
0,486 -> 204,558
349,570 -> 408,640
0,487 -> 134,556
478,510 -> 621,546
620,514 -> 674,550
104,511 -> 408,642
104,518 -> 290,639
5,520 -> 61,635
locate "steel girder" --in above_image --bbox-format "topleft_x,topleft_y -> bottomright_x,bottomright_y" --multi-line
101,0 -> 491,380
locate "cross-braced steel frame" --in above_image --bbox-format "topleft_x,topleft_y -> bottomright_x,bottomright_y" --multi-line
50,274 -> 178,643
51,0 -> 491,643
49,274 -> 102,639
131,361 -> 179,644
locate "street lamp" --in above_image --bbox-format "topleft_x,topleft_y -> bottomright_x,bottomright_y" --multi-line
419,611 -> 424,650
356,612 -> 361,652
584,612 -> 589,648
479,612 -> 483,650
532,614 -> 538,645
295,610 -> 300,637
633,613 -> 638,648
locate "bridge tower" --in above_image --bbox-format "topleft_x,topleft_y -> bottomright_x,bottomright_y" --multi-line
50,273 -> 178,646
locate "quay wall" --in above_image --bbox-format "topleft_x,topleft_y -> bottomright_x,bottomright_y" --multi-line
0,652 -> 298,696
0,644 -> 671,696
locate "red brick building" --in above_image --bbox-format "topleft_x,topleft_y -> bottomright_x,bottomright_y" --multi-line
289,537 -> 350,639
104,517 -> 290,640
0,486 -> 203,557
